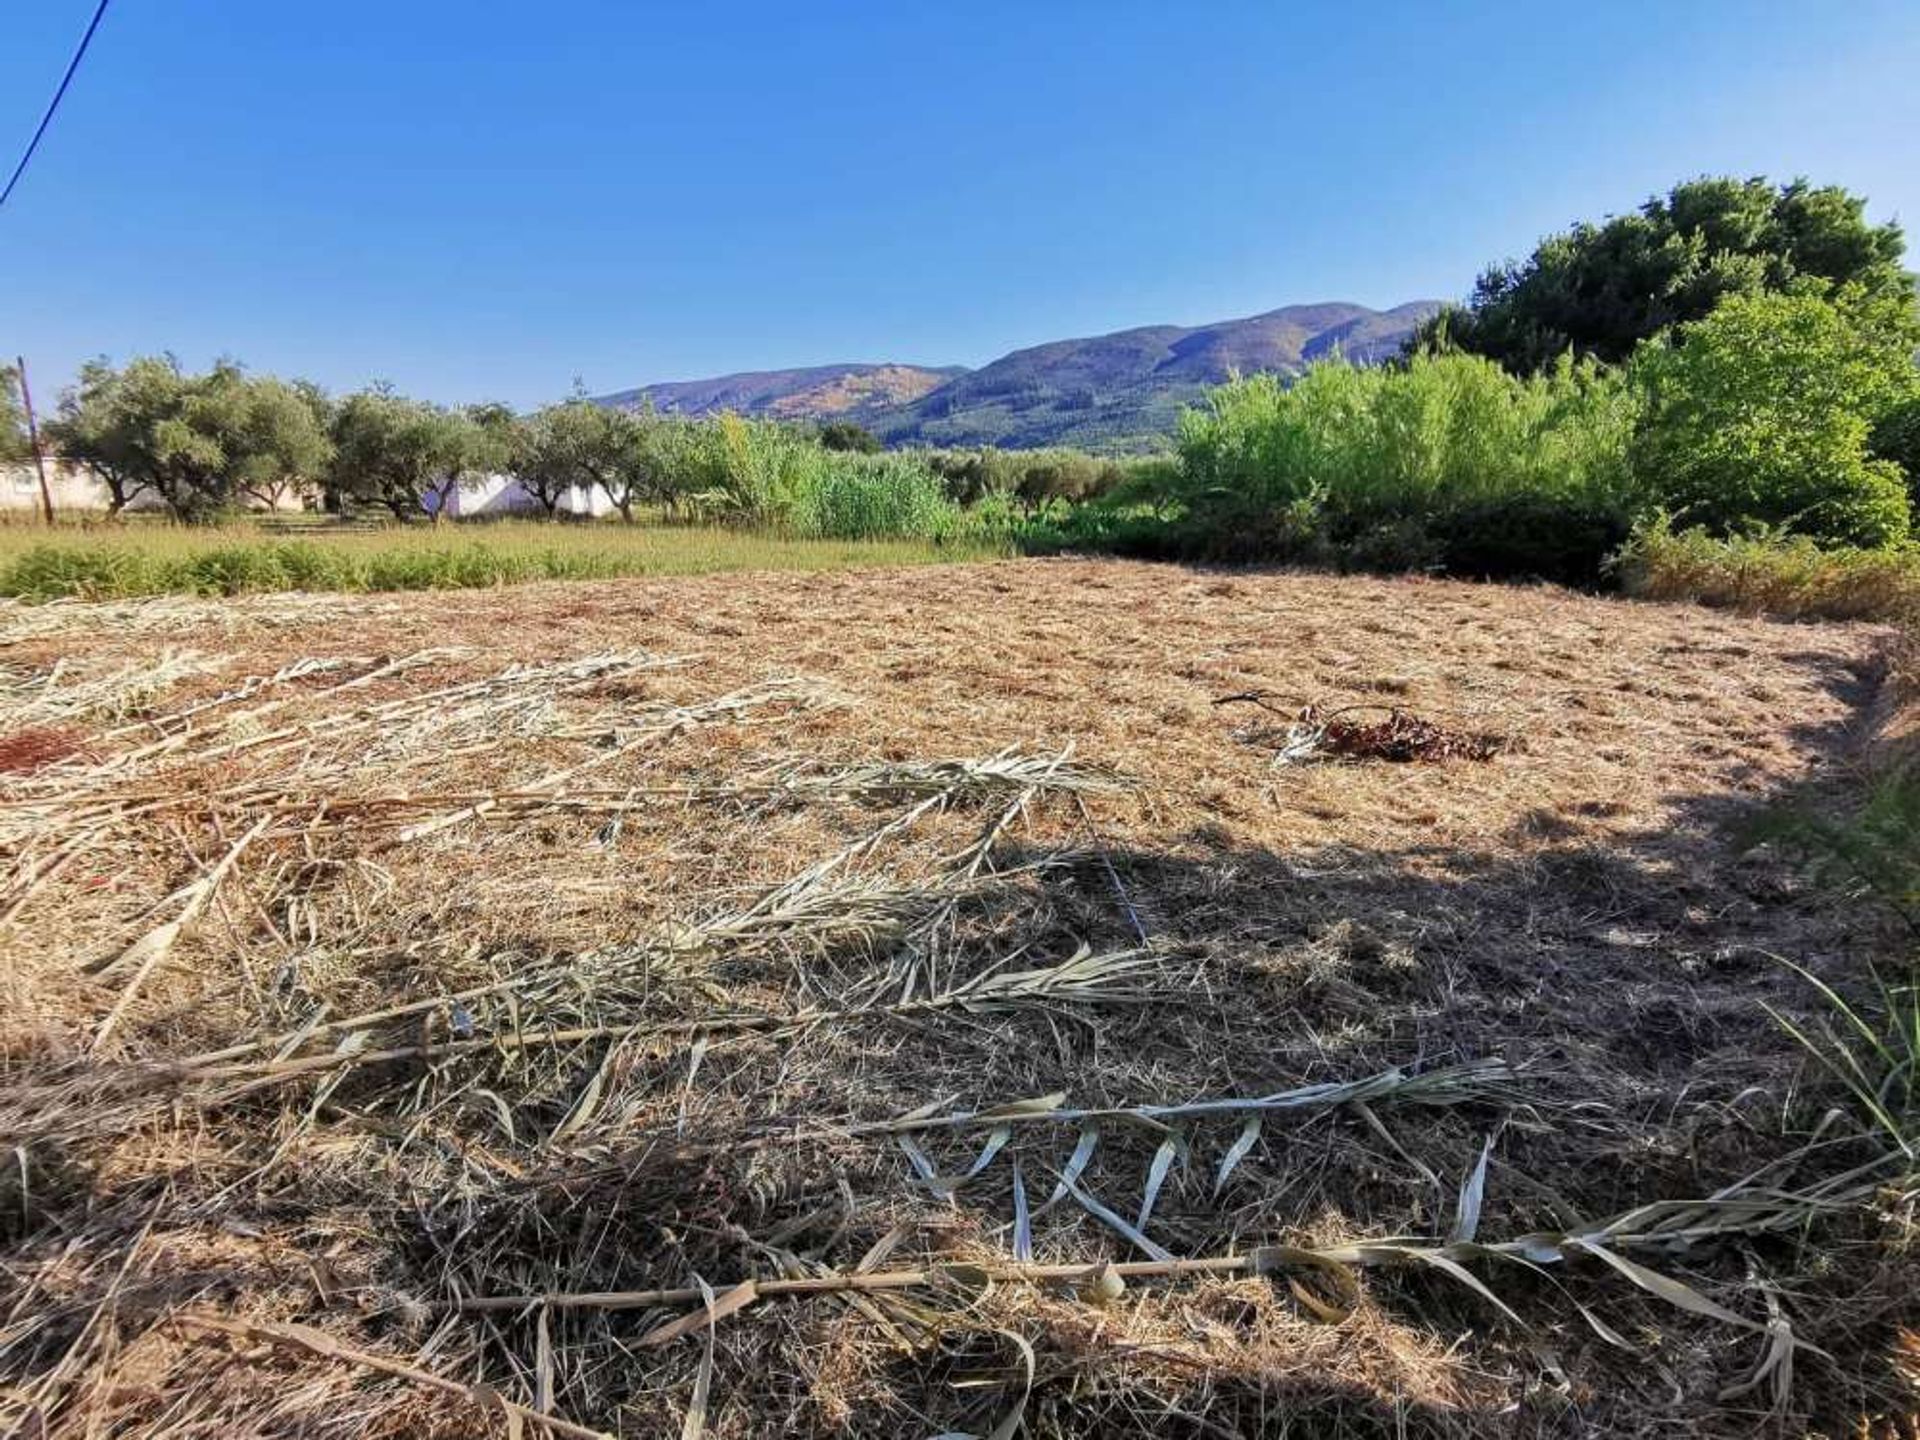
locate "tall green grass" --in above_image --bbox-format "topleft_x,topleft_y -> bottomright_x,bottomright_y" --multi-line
680,416 -> 965,539
0,520 -> 1007,601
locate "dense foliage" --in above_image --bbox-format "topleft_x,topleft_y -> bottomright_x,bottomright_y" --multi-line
1415,176 -> 1917,374
325,390 -> 516,522
48,357 -> 331,520
1630,292 -> 1914,546
1158,353 -> 1642,580
817,420 -> 881,453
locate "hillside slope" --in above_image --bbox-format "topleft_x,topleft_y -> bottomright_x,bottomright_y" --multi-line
599,363 -> 963,422
599,299 -> 1441,450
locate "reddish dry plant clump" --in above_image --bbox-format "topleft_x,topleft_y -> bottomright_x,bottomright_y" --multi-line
1307,705 -> 1503,763
0,726 -> 84,774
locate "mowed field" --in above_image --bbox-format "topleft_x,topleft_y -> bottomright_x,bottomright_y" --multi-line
1,559 -> 1912,1437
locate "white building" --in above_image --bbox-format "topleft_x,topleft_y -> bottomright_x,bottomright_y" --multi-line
0,458 -> 613,520
428,474 -> 616,519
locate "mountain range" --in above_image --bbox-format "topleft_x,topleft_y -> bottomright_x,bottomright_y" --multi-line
598,299 -> 1442,451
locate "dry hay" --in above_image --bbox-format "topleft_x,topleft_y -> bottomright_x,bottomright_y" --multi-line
1,559 -> 1915,1439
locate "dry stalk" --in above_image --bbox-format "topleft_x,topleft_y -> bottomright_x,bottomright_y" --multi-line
89,816 -> 272,1051
173,1313 -> 611,1440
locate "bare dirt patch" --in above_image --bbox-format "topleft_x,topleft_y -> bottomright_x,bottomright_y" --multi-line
0,560 -> 1910,1437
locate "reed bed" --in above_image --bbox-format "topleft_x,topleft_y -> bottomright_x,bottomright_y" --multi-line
0,565 -> 1912,1438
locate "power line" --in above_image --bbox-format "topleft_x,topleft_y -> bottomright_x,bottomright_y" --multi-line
0,0 -> 114,213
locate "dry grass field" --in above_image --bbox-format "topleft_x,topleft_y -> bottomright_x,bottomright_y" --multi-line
1,558 -> 1914,1438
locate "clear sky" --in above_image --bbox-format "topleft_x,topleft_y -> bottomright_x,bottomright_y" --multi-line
2,0 -> 1916,408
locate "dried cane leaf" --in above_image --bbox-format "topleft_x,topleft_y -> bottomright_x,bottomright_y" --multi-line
1568,1239 -> 1761,1331
1136,1134 -> 1181,1231
1451,1135 -> 1494,1245
1214,1116 -> 1261,1198
1010,1161 -> 1032,1263
1062,1177 -> 1172,1262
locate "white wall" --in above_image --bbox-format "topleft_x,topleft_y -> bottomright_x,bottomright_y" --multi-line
0,459 -> 613,520
0,460 -> 305,513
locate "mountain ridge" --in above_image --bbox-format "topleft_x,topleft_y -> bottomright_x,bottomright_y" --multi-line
598,299 -> 1442,450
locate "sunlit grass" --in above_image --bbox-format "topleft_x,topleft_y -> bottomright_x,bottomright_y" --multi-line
0,518 -> 1010,600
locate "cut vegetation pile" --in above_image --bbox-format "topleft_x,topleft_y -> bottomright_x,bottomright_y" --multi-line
0,559 -> 1913,1437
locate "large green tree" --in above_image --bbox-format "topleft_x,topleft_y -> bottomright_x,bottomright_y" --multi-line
1418,176 -> 1917,373
1630,290 -> 1914,546
48,356 -> 331,519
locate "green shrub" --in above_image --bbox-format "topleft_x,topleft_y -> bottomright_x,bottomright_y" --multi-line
1629,291 -> 1914,547
185,545 -> 295,595
1170,352 -> 1641,577
690,417 -> 961,540
1426,494 -> 1635,586
1871,392 -> 1920,511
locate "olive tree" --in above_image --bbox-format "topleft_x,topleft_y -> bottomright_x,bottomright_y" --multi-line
327,390 -> 508,521
48,356 -> 330,520
520,399 -> 662,522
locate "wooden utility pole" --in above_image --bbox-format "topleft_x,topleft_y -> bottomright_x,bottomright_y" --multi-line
14,356 -> 55,525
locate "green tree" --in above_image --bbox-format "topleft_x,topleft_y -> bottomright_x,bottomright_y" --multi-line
48,356 -> 330,520
1870,393 -> 1920,512
1,363 -> 30,464
1417,176 -> 1917,373
232,376 -> 334,509
1630,291 -> 1915,546
520,400 -> 662,521
327,389 -> 496,521
818,420 -> 881,453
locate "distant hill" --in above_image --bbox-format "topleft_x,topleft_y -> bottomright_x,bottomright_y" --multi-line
598,363 -> 963,423
598,300 -> 1441,451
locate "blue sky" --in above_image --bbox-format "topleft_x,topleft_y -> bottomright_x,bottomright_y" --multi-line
2,0 -> 1916,408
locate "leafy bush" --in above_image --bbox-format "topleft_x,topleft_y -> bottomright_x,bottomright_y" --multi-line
1629,292 -> 1914,547
1168,352 -> 1642,581
678,417 -> 963,540
1427,495 -> 1635,585
817,421 -> 881,453
1871,392 -> 1920,511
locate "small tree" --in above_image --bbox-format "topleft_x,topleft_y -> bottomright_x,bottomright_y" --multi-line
327,389 -> 483,521
233,377 -> 333,510
521,400 -> 660,522
818,420 -> 881,453
514,405 -> 586,517
1630,291 -> 1915,546
44,359 -> 148,512
1,364 -> 30,464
